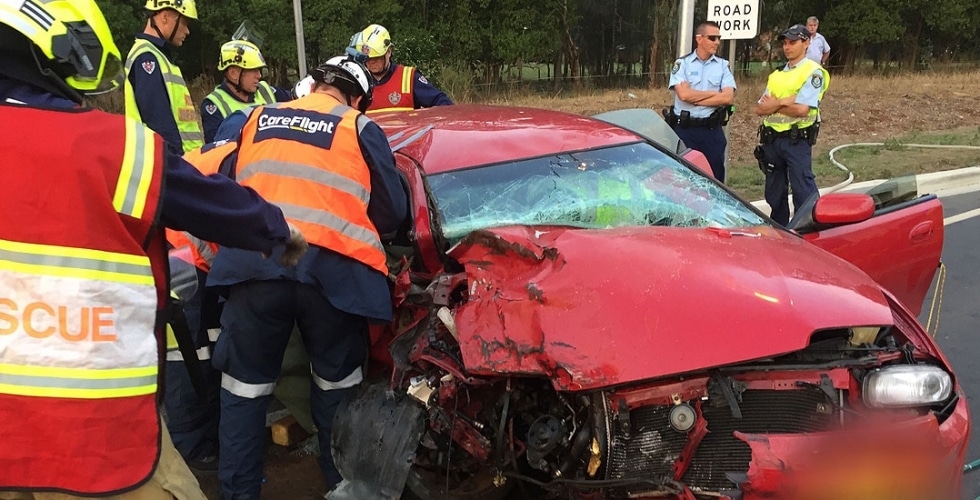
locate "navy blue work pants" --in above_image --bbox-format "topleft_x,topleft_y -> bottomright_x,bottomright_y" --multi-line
164,271 -> 221,463
762,137 -> 818,226
212,280 -> 368,499
674,125 -> 727,183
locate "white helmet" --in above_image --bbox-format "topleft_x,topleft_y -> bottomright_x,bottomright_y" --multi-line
310,55 -> 373,112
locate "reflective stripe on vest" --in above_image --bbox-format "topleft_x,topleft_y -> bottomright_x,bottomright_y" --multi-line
237,94 -> 387,273
206,81 -> 277,119
763,59 -> 830,132
124,38 -> 204,152
367,65 -> 416,113
0,106 -> 164,494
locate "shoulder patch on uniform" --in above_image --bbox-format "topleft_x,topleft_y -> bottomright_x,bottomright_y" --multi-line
418,74 -> 429,84
204,103 -> 217,115
811,73 -> 823,89
671,61 -> 681,74
141,60 -> 156,75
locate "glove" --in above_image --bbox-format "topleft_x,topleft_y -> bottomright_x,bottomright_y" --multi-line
279,223 -> 308,267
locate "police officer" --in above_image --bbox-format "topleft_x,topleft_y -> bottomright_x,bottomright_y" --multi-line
0,0 -> 306,497
200,40 -> 292,143
348,24 -> 453,112
667,21 -> 736,182
754,24 -> 830,226
124,0 -> 204,155
207,55 -> 409,497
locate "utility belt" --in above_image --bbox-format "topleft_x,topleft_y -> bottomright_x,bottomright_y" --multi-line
662,106 -> 733,129
758,122 -> 820,146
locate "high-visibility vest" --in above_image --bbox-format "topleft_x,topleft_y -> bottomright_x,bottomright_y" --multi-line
164,141 -> 236,273
124,38 -> 205,152
0,104 -> 166,494
236,93 -> 388,273
205,81 -> 277,119
367,64 -> 416,113
762,58 -> 830,132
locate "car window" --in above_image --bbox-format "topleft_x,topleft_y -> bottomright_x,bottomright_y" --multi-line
427,142 -> 767,242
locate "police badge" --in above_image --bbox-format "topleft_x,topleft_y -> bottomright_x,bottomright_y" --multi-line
204,103 -> 218,115
142,60 -> 156,74
811,73 -> 823,89
671,61 -> 681,75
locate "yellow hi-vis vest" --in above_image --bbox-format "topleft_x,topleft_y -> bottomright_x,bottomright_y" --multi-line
762,58 -> 830,132
124,38 -> 205,152
206,81 -> 277,118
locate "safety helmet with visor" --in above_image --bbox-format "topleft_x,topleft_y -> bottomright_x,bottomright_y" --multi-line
0,0 -> 124,101
348,24 -> 391,59
219,40 -> 266,71
309,55 -> 374,113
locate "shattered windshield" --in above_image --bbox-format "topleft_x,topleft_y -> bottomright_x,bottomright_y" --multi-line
428,142 -> 767,241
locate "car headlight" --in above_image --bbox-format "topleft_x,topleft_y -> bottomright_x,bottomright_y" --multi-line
863,365 -> 952,408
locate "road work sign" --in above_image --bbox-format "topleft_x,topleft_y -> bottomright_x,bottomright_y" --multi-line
707,0 -> 759,40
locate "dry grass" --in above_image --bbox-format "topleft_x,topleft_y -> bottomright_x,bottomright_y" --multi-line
484,71 -> 980,171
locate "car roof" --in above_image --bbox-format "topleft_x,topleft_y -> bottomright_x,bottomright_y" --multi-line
371,104 -> 645,174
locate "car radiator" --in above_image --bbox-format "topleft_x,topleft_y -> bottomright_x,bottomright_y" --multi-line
607,389 -> 834,496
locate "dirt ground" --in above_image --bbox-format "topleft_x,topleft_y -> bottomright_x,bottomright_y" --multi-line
193,70 -> 980,500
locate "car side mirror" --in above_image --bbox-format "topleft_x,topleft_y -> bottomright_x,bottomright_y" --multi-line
788,193 -> 875,233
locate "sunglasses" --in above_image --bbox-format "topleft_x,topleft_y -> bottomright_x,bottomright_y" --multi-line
700,35 -> 721,42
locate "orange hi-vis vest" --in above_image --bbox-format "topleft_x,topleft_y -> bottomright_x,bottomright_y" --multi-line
237,93 -> 387,273
367,64 -> 416,113
165,142 -> 236,272
0,104 -> 167,494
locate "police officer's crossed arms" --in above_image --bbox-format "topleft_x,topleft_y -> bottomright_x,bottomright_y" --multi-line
666,21 -> 736,183
753,24 -> 830,226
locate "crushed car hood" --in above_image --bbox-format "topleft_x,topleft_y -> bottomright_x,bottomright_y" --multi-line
448,226 -> 894,391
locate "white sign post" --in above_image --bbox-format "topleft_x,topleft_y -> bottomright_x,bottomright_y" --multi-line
706,0 -> 759,40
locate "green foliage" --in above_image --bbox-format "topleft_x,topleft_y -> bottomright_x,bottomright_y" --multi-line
95,0 -> 980,89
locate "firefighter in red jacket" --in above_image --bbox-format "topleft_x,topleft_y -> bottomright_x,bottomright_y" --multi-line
0,1 -> 306,498
348,24 -> 453,112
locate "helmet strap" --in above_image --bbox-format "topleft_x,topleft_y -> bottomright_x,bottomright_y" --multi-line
28,43 -> 83,104
227,69 -> 248,99
167,14 -> 183,45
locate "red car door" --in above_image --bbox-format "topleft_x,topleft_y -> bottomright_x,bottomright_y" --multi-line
799,183 -> 943,316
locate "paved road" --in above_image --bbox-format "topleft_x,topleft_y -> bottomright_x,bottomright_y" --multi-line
918,189 -> 980,500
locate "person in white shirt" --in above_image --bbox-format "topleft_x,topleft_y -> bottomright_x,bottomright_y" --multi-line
805,16 -> 831,66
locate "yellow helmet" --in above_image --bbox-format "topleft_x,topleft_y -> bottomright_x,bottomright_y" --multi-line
349,24 -> 391,59
219,40 -> 266,71
145,0 -> 198,20
0,0 -> 123,95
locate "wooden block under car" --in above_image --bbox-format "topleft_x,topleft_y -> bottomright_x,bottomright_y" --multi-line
270,414 -> 310,446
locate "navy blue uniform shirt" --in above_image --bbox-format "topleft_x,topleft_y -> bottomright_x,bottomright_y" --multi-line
207,104 -> 410,322
127,34 -> 185,156
200,81 -> 291,143
375,63 -> 453,108
1,79 -> 290,254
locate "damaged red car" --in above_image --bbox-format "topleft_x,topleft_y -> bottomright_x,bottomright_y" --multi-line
328,105 -> 968,500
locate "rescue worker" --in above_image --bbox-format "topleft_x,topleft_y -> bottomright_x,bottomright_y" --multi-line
200,40 -> 291,143
0,1 -> 307,499
754,24 -> 830,226
162,141 -> 239,473
124,0 -> 204,154
348,24 -> 453,112
206,55 -> 409,497
666,21 -> 736,182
